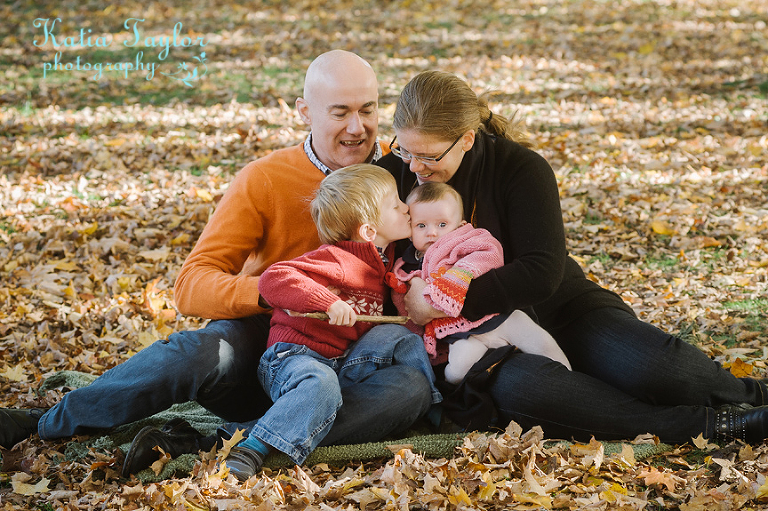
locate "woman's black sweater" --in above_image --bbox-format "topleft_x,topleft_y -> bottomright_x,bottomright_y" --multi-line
378,130 -> 634,333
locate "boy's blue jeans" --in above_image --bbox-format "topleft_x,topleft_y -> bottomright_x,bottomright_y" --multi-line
38,317 -> 435,449
231,324 -> 442,465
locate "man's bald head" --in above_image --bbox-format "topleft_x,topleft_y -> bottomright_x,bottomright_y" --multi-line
295,51 -> 380,171
303,50 -> 376,102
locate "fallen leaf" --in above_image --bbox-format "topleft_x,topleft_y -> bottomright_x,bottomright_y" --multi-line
729,358 -> 754,378
11,474 -> 50,495
638,466 -> 683,492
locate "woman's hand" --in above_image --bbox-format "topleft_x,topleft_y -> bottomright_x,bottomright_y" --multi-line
404,277 -> 447,325
326,300 -> 357,326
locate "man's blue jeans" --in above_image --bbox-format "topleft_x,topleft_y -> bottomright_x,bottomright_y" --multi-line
234,324 -> 442,464
38,316 -> 434,446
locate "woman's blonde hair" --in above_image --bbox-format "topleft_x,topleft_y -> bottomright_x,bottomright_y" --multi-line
311,164 -> 396,245
393,70 -> 533,148
406,182 -> 465,219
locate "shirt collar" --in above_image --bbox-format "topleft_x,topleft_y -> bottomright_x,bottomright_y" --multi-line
303,134 -> 383,176
376,245 -> 389,266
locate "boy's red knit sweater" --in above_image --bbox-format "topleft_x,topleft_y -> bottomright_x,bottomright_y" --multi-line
258,240 -> 394,359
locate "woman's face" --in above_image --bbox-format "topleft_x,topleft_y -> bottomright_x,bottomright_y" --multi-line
393,129 -> 475,185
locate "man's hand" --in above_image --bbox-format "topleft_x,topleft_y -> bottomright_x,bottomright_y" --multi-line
404,277 -> 448,325
326,300 -> 357,326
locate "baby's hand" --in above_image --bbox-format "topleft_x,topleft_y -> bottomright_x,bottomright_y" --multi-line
326,300 -> 357,326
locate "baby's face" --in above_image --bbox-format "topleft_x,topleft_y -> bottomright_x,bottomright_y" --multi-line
409,198 -> 466,253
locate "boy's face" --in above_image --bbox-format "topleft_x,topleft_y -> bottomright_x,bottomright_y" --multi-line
372,188 -> 411,248
409,197 -> 466,253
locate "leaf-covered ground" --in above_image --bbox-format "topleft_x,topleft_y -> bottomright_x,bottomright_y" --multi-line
2,0 -> 768,509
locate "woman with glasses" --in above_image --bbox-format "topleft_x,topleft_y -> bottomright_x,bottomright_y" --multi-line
378,70 -> 768,444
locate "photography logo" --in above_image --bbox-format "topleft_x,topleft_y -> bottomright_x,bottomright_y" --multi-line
33,17 -> 209,87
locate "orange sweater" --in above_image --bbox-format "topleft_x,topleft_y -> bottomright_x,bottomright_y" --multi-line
174,144 -> 325,319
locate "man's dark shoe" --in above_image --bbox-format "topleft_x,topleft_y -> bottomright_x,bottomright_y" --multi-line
121,418 -> 212,478
225,446 -> 264,482
0,408 -> 45,449
716,404 -> 768,443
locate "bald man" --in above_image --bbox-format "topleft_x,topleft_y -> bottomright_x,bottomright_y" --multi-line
0,51 -> 434,477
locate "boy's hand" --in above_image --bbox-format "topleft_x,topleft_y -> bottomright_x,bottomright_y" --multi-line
326,300 -> 357,326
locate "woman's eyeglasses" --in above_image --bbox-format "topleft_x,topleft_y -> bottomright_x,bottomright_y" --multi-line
389,134 -> 461,166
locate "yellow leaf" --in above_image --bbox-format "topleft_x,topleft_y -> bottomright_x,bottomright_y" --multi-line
195,188 -> 213,202
614,443 -> 636,467
64,283 -> 76,297
729,357 -> 753,378
54,260 -> 79,271
138,330 -> 156,349
448,486 -> 472,506
1,364 -> 28,382
219,429 -> 246,459
78,222 -> 99,236
117,276 -> 135,291
104,137 -> 127,147
170,233 -> 190,246
11,475 -> 50,495
651,220 -> 676,236
638,42 -> 655,54
515,492 -> 552,508
756,478 -> 768,500
478,472 -> 496,500
734,219 -> 751,232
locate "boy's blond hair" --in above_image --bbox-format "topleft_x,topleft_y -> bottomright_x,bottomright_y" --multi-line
405,182 -> 464,218
311,164 -> 397,245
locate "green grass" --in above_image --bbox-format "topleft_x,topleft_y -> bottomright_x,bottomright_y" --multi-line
644,253 -> 679,270
724,298 -> 768,312
587,253 -> 612,265
583,212 -> 603,225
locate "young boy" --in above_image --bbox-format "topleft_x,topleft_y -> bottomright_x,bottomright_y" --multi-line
388,182 -> 571,385
224,164 -> 442,481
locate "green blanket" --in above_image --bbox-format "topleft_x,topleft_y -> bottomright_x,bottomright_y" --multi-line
41,371 -> 672,483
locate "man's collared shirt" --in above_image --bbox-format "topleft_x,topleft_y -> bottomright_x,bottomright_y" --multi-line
303,134 -> 383,176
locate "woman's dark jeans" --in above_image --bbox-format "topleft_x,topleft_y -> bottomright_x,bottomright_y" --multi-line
490,307 -> 767,443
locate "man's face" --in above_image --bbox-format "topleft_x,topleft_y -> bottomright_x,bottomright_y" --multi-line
297,72 -> 379,171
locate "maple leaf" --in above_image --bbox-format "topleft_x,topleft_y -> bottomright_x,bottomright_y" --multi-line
150,447 -> 171,476
10,474 -> 50,495
691,433 -> 718,451
638,466 -> 683,492
728,357 -> 754,378
218,428 -> 246,460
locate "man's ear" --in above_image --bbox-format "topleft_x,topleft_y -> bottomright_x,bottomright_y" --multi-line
356,223 -> 377,243
295,98 -> 311,125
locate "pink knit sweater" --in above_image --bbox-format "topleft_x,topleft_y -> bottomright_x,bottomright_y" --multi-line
258,240 -> 393,359
389,224 -> 503,362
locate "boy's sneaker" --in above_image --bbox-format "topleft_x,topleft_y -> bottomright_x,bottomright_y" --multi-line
226,446 -> 265,481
